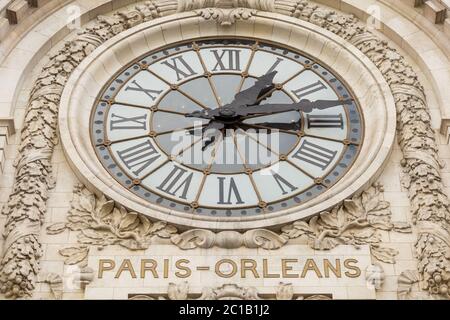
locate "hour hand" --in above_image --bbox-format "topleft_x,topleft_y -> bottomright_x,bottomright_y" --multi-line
231,71 -> 277,107
185,109 -> 214,120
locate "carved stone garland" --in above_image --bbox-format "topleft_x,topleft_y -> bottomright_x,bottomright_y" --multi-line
1,0 -> 449,299
47,183 -> 408,268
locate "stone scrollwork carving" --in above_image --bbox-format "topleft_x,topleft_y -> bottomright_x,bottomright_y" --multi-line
52,184 -> 399,258
171,228 -> 287,250
177,0 -> 272,26
281,184 -> 410,264
37,273 -> 63,300
177,0 -> 274,12
46,185 -> 178,266
130,282 -> 331,300
172,184 -> 411,265
195,7 -> 256,26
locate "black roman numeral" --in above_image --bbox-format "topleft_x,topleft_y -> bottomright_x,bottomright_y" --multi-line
292,80 -> 327,100
266,57 -> 284,74
161,56 -> 197,81
217,177 -> 244,205
110,114 -> 148,131
271,171 -> 298,195
125,80 -> 163,101
293,140 -> 337,170
307,114 -> 344,129
157,166 -> 193,200
211,49 -> 242,71
117,140 -> 161,176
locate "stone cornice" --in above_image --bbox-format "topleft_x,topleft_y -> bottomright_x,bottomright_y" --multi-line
0,117 -> 15,136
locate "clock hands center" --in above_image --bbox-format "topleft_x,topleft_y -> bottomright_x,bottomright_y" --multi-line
183,69 -> 353,149
185,98 -> 353,150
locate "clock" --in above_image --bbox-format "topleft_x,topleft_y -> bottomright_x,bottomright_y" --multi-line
59,13 -> 396,230
90,38 -> 363,218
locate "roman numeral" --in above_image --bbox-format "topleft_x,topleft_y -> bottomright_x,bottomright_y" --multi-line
266,57 -> 284,74
293,140 -> 337,170
307,114 -> 344,129
292,80 -> 327,100
117,140 -> 161,176
211,49 -> 242,71
110,114 -> 148,130
161,56 -> 197,81
157,166 -> 193,200
125,80 -> 163,101
271,171 -> 298,195
217,177 -> 244,205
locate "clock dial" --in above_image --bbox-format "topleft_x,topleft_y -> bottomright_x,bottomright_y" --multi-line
91,38 -> 363,218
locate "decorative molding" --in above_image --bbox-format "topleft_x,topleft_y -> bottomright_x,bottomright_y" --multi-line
37,273 -> 63,300
171,228 -> 288,250
49,183 -> 398,263
281,184 -> 410,264
195,7 -> 256,26
129,282 -> 331,300
178,0 -> 274,26
47,185 -> 178,266
397,270 -> 436,300
0,117 -> 15,136
177,0 -> 274,12
365,263 -> 385,290
1,0 -> 449,300
171,184 -> 411,265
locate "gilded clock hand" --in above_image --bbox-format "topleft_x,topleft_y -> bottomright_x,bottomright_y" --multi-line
236,99 -> 354,117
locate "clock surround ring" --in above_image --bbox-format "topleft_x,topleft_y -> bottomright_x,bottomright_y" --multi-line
58,12 -> 396,231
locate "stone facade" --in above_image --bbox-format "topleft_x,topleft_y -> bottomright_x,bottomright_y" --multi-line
0,0 -> 449,300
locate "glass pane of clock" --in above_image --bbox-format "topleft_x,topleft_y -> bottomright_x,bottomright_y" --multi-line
179,77 -> 218,108
158,91 -> 204,113
115,71 -> 168,106
211,75 -> 241,105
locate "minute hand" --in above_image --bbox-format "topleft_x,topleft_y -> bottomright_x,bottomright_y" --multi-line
236,99 -> 353,117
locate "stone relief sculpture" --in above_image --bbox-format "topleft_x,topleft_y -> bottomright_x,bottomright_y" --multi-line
172,184 -> 411,264
47,183 -> 408,268
46,184 -> 177,266
129,282 -> 331,300
0,0 -> 449,300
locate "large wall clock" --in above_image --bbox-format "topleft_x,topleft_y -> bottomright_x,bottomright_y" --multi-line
59,15 -> 396,230
91,38 -> 362,219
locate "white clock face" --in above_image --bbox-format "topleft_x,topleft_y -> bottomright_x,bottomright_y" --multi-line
91,38 -> 363,218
